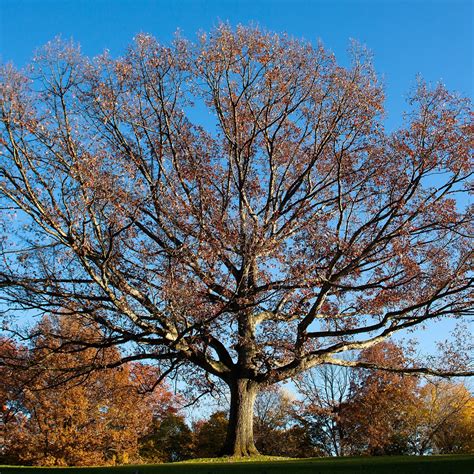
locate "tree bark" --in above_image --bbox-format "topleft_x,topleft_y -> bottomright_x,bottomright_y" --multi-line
221,378 -> 260,457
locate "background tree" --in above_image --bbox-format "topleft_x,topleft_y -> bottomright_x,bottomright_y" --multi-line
406,380 -> 474,455
253,386 -> 315,456
0,338 -> 27,464
295,364 -> 354,456
295,342 -> 420,456
193,411 -> 229,458
253,387 -> 294,454
256,387 -> 317,457
433,392 -> 473,454
341,342 -> 420,455
139,412 -> 194,463
1,315 -> 177,466
0,24 -> 472,456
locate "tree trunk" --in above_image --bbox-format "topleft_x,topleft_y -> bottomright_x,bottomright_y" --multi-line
221,378 -> 259,457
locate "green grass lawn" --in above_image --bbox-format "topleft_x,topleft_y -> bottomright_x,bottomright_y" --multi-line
1,455 -> 473,474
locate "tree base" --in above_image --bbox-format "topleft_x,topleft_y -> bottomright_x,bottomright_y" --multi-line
220,444 -> 260,458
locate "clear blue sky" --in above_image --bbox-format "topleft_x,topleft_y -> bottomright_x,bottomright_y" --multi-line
1,0 -> 473,128
0,0 -> 472,355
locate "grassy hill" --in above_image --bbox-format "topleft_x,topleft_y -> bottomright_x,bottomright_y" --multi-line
1,455 -> 474,474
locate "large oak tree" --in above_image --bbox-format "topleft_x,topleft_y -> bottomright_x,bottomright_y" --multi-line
0,25 -> 472,456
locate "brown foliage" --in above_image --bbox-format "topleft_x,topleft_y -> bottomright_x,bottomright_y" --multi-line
297,342 -> 474,456
342,342 -> 420,455
1,316 -> 177,466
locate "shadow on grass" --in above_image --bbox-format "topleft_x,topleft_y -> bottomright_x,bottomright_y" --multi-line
1,454 -> 473,474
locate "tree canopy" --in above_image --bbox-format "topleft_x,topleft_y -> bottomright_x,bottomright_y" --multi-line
0,24 -> 472,456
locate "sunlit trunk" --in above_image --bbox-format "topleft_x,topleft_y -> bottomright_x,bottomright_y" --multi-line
221,378 -> 259,457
